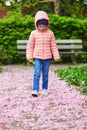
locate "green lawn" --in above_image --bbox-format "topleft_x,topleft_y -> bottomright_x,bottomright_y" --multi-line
55,65 -> 87,95
0,66 -> 2,73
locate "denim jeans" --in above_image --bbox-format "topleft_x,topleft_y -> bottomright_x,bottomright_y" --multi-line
33,58 -> 50,92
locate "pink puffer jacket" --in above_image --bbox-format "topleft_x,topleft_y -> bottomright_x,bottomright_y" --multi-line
26,11 -> 60,60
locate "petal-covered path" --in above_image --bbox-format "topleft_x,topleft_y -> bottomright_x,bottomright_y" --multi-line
0,65 -> 87,130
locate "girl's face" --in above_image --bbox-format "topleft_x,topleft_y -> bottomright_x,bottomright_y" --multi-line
38,25 -> 48,32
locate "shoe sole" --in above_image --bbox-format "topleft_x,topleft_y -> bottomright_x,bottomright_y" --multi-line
32,94 -> 38,97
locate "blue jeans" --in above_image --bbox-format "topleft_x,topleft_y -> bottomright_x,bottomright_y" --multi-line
33,58 -> 50,92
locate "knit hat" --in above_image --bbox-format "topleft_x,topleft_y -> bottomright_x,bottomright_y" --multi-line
36,19 -> 48,26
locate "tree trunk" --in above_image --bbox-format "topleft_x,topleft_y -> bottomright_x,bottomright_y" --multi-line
53,0 -> 60,14
39,0 -> 60,14
15,0 -> 18,3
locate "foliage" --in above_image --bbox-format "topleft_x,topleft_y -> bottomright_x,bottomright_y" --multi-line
55,65 -> 87,94
0,61 -> 2,72
60,0 -> 87,19
0,0 -> 87,19
0,11 -> 34,64
0,0 -> 6,5
22,2 -> 54,16
0,66 -> 2,72
9,0 -> 87,19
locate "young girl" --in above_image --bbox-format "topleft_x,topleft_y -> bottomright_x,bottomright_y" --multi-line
26,10 -> 60,97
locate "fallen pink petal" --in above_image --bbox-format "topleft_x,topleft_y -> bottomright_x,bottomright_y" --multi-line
0,65 -> 87,130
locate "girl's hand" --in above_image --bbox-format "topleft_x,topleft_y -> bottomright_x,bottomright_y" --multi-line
54,58 -> 60,61
29,59 -> 35,64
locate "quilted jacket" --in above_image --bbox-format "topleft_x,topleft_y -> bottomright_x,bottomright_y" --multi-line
26,11 -> 60,60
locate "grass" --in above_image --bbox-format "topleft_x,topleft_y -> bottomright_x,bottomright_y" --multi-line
55,65 -> 87,95
0,66 -> 2,73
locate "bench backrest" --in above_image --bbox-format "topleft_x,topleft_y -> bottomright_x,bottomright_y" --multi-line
17,39 -> 83,54
56,39 -> 82,50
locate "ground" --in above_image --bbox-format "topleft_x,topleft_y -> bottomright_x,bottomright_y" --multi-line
0,64 -> 87,130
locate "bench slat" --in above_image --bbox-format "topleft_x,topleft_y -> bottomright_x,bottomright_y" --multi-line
17,40 -> 28,43
17,45 -> 82,50
60,52 -> 80,54
58,45 -> 82,49
56,39 -> 82,43
17,39 -> 82,44
18,52 -> 26,55
18,51 -> 87,55
17,45 -> 26,50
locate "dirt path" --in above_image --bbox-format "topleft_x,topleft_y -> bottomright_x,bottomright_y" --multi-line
0,65 -> 87,130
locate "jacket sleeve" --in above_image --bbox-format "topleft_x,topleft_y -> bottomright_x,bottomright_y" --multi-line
50,31 -> 60,60
26,31 -> 35,60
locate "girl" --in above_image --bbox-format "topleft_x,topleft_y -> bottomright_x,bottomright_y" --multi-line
26,11 -> 60,97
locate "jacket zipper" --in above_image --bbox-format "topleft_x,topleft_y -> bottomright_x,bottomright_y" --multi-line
42,33 -> 44,59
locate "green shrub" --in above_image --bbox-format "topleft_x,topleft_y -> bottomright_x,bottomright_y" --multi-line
55,65 -> 87,95
0,65 -> 2,73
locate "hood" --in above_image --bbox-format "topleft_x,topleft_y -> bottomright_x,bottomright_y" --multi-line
35,11 -> 49,29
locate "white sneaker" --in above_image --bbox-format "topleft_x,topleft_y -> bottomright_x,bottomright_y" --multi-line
42,89 -> 48,95
32,90 -> 38,97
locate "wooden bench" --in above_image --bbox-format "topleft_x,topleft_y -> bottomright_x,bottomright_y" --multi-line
17,39 -> 87,64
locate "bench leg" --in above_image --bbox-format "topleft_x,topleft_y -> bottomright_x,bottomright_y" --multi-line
71,54 -> 77,65
27,61 -> 30,65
